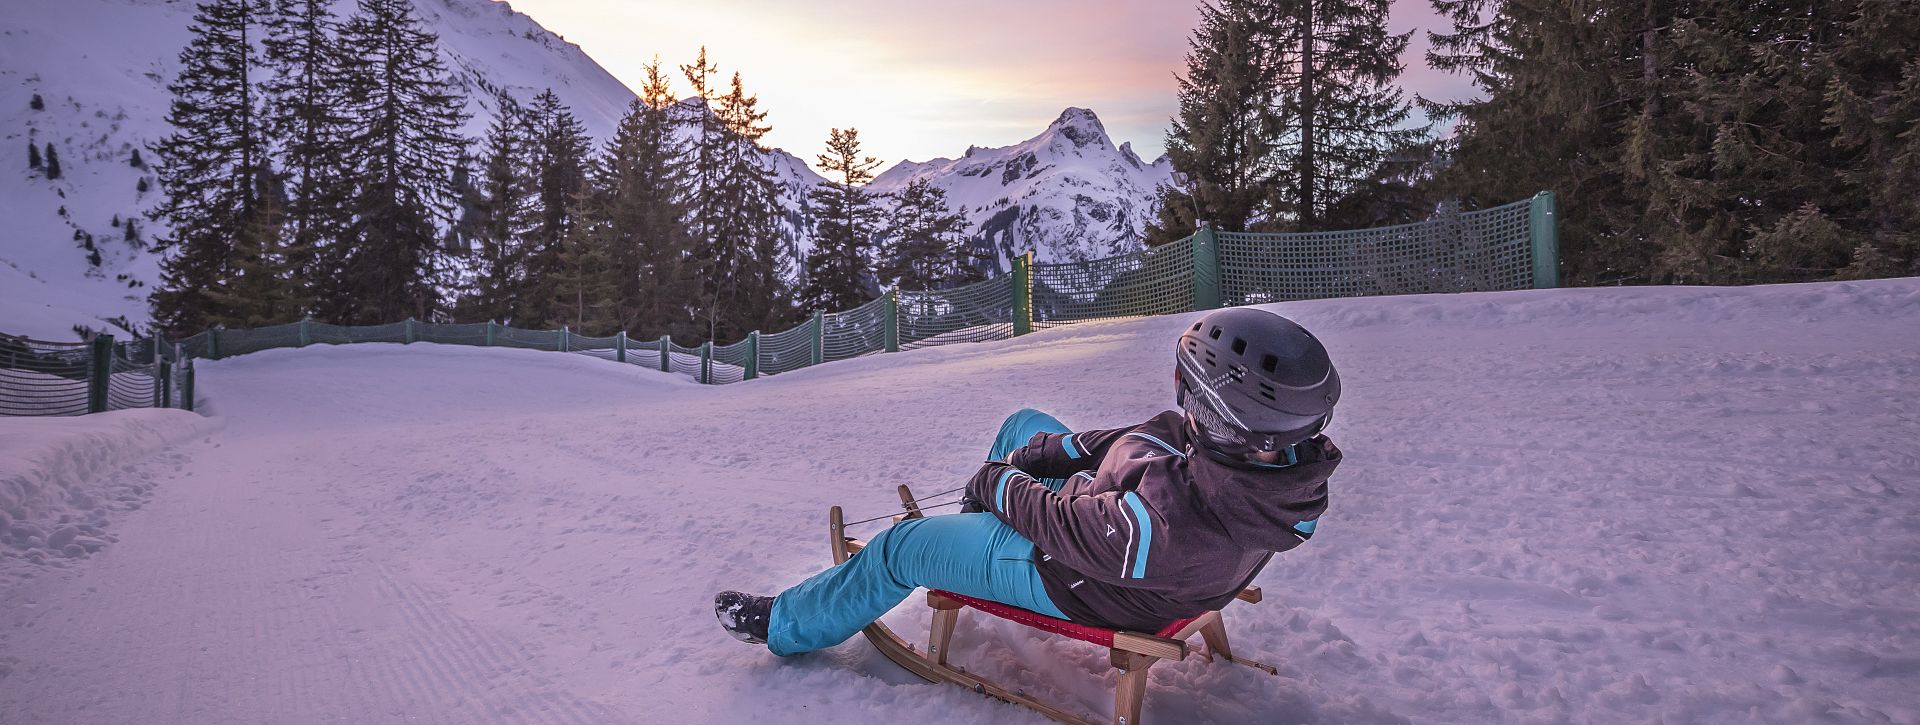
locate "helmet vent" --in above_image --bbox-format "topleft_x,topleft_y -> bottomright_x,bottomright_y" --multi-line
1203,349 -> 1217,365
1260,354 -> 1278,373
1191,322 -> 1202,331
1258,382 -> 1276,401
1208,326 -> 1221,339
1231,338 -> 1246,355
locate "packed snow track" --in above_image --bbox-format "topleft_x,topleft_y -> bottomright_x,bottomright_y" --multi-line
2,279 -> 1918,724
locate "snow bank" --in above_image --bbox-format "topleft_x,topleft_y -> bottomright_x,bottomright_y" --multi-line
0,278 -> 1916,723
0,408 -> 220,584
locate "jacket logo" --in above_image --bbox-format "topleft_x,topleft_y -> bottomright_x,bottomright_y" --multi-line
1105,524 -> 1118,537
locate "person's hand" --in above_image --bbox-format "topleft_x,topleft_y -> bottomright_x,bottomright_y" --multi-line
963,460 -> 1010,513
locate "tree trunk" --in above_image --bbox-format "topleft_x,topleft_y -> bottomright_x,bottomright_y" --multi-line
1298,0 -> 1317,229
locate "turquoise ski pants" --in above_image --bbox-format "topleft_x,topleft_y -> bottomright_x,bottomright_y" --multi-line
766,408 -> 1073,656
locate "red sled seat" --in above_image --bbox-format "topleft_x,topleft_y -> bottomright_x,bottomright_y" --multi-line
918,587 -> 1277,725
927,590 -> 1204,648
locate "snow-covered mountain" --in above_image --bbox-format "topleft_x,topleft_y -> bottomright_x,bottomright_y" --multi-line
1,0 -> 1165,341
870,107 -> 1173,269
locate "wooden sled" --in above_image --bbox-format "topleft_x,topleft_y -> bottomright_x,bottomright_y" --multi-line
828,485 -> 1278,725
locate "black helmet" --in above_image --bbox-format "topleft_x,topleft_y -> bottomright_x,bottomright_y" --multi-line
1174,308 -> 1340,461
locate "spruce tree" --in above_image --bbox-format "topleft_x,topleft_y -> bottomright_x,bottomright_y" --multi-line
458,95 -> 533,324
1267,0 -> 1425,229
573,60 -> 693,335
1154,0 -> 1285,238
801,127 -> 883,313
28,141 -> 41,170
879,178 -> 980,290
30,94 -> 45,111
263,0 -> 353,304
707,72 -> 792,339
130,148 -> 145,168
519,89 -> 592,328
150,0 -> 271,337
327,0 -> 467,325
1430,0 -> 1920,284
44,144 -> 62,180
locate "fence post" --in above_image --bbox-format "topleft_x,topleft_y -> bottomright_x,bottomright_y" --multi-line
182,357 -> 195,412
560,326 -> 570,352
615,331 -> 627,362
1191,224 -> 1223,310
700,342 -> 712,384
882,289 -> 899,353
208,327 -> 222,360
87,335 -> 113,413
150,337 -> 163,408
299,317 -> 312,347
405,318 -> 416,344
811,311 -> 825,366
1012,251 -> 1033,336
486,321 -> 496,346
1530,191 -> 1560,289
659,335 -> 671,372
746,332 -> 759,380
159,358 -> 173,408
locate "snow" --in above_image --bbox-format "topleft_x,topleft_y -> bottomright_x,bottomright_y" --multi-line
0,407 -> 222,587
2,278 -> 1918,723
869,107 -> 1174,269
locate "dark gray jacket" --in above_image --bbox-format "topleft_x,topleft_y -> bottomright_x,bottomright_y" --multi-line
964,411 -> 1338,631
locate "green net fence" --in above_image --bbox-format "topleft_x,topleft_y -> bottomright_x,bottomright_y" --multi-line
2,193 -> 1555,411
1217,197 -> 1540,305
2,332 -> 194,416
1032,234 -> 1196,327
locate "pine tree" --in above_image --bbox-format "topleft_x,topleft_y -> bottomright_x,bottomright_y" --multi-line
457,95 -> 533,324
707,72 -> 793,339
518,89 -> 592,328
1267,0 -> 1426,229
130,148 -> 145,168
30,94 -> 44,111
202,176 -> 313,326
149,0 -> 271,337
1430,0 -> 1920,284
879,178 -> 980,290
1153,0 -> 1285,239
262,0 -> 353,305
802,127 -> 883,313
28,141 -> 41,170
44,143 -> 62,180
326,0 -> 467,324
572,60 -> 693,335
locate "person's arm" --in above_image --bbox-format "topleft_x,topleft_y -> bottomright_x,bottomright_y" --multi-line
1005,424 -> 1139,478
964,461 -> 1162,585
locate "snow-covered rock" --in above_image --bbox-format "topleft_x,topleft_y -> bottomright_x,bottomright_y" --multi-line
869,107 -> 1174,269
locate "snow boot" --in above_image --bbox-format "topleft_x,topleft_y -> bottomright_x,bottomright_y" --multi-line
714,591 -> 774,645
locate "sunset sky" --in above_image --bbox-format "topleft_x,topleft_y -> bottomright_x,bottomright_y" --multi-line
504,0 -> 1476,172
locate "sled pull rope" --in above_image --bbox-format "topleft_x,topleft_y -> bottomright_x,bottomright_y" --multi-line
838,486 -> 967,527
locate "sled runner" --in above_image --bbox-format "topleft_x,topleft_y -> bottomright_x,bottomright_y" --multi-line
828,485 -> 1278,725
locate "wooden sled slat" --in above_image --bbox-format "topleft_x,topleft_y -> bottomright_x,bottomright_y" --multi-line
829,487 -> 1279,725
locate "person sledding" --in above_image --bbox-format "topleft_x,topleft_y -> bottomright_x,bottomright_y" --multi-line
715,307 -> 1342,656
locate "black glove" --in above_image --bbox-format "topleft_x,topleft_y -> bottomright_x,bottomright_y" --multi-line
963,460 -> 1010,514
1006,432 -> 1050,472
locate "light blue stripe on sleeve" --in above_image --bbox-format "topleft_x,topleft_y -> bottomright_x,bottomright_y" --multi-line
1061,433 -> 1081,459
1294,519 -> 1317,534
995,469 -> 1018,511
1122,492 -> 1154,579
1126,432 -> 1186,458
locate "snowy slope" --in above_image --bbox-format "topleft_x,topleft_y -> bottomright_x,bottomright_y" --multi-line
870,107 -> 1174,269
2,278 -> 1917,723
